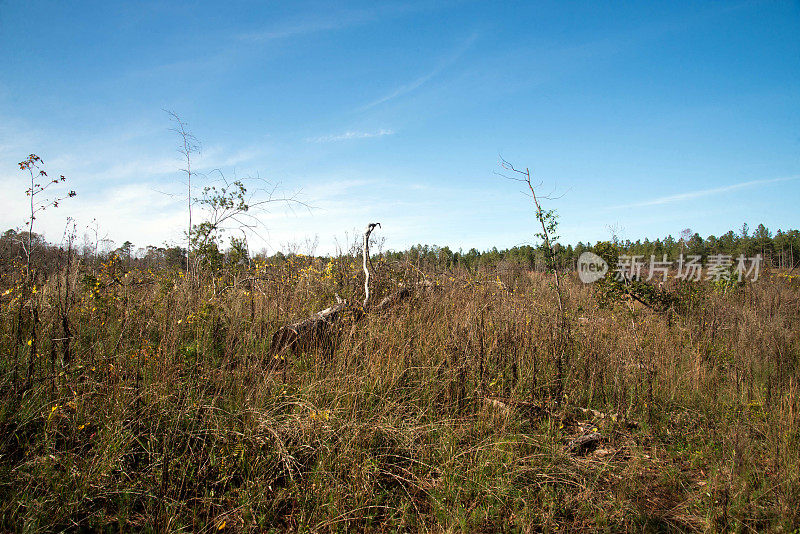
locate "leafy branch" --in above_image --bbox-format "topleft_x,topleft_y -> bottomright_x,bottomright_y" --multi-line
190,172 -> 309,271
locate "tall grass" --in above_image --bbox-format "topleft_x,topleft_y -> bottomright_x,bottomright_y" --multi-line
1,252 -> 798,532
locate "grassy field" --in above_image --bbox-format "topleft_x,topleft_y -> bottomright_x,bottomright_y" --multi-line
1,252 -> 798,532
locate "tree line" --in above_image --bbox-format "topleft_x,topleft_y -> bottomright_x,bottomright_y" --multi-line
2,222 -> 797,276
383,223 -> 799,272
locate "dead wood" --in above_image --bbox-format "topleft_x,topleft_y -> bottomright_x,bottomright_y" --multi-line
270,220 -> 435,360
374,287 -> 413,312
269,300 -> 352,357
565,432 -> 602,456
269,283 -> 427,359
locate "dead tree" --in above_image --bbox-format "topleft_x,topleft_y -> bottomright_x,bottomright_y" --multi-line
165,111 -> 199,273
363,222 -> 380,308
268,296 -> 353,358
270,222 -> 422,359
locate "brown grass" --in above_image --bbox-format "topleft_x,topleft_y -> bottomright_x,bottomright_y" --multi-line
0,253 -> 798,532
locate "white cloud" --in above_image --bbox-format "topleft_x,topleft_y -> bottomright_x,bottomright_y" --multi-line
609,176 -> 799,209
238,3 -> 441,43
239,17 -> 361,42
358,32 -> 478,110
307,129 -> 394,143
0,175 -> 186,248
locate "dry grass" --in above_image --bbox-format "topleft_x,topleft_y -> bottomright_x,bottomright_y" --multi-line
0,253 -> 798,532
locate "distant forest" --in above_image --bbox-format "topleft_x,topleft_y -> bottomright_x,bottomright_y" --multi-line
389,223 -> 799,272
1,223 -> 798,274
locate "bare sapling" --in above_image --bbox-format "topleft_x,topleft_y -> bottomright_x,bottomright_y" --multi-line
55,219 -> 77,369
166,110 -> 200,275
497,156 -> 568,405
498,157 -> 563,313
166,111 -> 308,277
16,154 -> 76,391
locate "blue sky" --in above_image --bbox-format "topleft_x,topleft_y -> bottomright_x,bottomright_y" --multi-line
1,1 -> 798,255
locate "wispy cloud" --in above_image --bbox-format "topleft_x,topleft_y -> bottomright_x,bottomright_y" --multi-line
238,3 -> 419,43
238,2 -> 463,42
239,17 -> 363,42
194,145 -> 266,170
358,32 -> 479,110
307,129 -> 394,143
610,176 -> 799,209
360,72 -> 440,111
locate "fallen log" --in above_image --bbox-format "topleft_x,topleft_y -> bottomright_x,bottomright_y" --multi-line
269,285 -> 419,357
269,223 -> 442,359
565,432 -> 602,456
374,287 -> 413,312
269,299 -> 352,357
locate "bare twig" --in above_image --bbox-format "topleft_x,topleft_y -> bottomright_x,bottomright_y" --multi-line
165,110 -> 200,273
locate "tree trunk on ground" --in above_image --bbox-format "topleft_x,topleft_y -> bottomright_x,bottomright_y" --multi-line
270,222 -> 442,360
269,299 -> 352,357
269,285 -> 423,358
